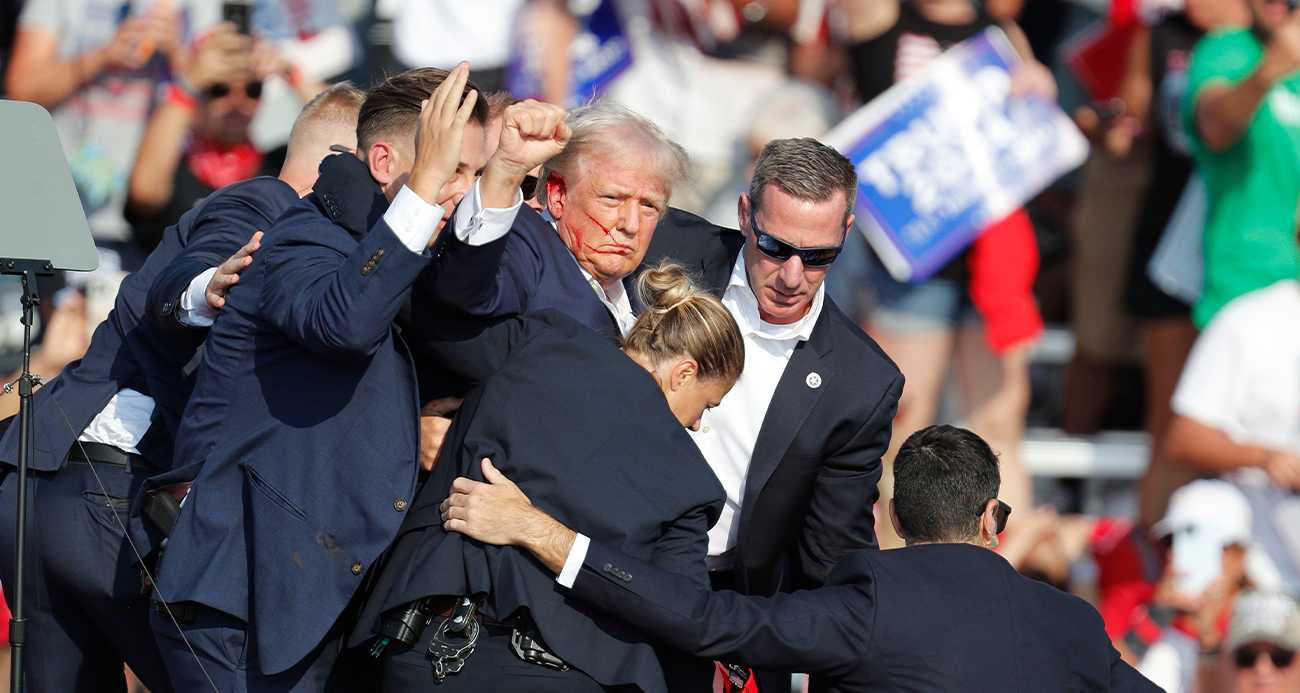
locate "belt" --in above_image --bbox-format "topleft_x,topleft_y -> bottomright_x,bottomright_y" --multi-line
66,442 -> 161,474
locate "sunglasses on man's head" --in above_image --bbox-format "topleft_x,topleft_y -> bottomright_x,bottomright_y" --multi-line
1236,648 -> 1296,670
206,82 -> 263,100
749,210 -> 844,268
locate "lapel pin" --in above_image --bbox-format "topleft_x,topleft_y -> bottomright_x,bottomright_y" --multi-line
806,372 -> 822,389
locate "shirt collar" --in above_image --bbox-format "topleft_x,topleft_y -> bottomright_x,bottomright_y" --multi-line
724,254 -> 823,342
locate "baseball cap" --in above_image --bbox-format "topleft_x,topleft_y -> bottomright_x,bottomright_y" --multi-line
1152,479 -> 1253,546
1228,590 -> 1300,652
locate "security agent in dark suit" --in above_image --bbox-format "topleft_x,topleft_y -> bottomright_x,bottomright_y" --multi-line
419,100 -> 689,340
440,424 -> 1164,693
0,84 -> 364,693
352,265 -> 744,692
142,65 -> 539,692
639,142 -> 902,643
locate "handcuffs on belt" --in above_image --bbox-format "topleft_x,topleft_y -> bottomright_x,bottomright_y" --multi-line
371,595 -> 569,680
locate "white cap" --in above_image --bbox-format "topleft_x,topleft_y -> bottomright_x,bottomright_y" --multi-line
1228,590 -> 1300,652
1152,479 -> 1253,546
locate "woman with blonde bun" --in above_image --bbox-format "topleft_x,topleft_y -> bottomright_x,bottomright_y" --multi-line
352,263 -> 744,693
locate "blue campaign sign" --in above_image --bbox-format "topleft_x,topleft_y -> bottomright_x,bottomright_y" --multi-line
506,0 -> 633,107
823,28 -> 1088,283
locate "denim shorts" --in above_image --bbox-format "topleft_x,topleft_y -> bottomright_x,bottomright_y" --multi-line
870,273 -> 980,334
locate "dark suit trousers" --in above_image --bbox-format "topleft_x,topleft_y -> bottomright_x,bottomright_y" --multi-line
151,602 -> 365,693
380,620 -> 611,692
0,461 -> 173,693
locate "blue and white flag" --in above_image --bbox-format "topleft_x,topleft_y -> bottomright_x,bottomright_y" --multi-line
822,27 -> 1088,283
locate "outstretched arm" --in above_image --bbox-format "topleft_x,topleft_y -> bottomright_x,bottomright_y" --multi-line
441,460 -> 876,677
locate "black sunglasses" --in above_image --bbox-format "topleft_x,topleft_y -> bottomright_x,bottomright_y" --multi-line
206,81 -> 263,100
985,499 -> 1012,535
749,209 -> 844,268
1236,648 -> 1296,670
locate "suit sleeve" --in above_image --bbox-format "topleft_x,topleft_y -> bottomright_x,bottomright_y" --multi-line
1106,639 -> 1166,692
570,540 -> 875,679
647,498 -> 718,590
423,214 -> 543,319
794,372 -> 903,588
145,192 -> 284,333
259,220 -> 429,357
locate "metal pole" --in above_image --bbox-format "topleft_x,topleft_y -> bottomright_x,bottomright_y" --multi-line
10,269 -> 38,693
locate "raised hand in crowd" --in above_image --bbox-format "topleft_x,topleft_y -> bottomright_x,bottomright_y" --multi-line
479,99 -> 571,208
1262,449 -> 1300,493
178,22 -> 251,95
5,0 -> 180,109
403,62 -> 481,208
419,396 -> 463,472
247,38 -> 327,103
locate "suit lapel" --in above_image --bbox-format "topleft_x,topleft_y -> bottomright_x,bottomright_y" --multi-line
735,308 -> 836,566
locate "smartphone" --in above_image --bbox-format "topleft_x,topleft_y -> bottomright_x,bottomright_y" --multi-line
222,0 -> 251,35
1171,524 -> 1224,599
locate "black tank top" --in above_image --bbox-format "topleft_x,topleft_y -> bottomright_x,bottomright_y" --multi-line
850,2 -> 1000,104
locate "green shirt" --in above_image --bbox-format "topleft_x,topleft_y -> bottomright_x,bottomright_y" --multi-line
1184,26 -> 1300,327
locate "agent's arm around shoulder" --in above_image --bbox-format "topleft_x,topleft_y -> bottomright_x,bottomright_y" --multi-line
442,460 -> 876,678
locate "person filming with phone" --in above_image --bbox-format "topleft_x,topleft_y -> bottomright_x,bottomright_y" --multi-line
126,16 -> 326,249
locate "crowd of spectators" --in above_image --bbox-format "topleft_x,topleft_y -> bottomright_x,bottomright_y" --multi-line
1,0 -> 1299,691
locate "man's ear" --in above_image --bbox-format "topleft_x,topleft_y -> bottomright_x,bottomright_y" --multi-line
366,141 -> 400,188
980,499 -> 999,543
545,173 -> 567,219
889,498 -> 905,542
737,193 -> 752,238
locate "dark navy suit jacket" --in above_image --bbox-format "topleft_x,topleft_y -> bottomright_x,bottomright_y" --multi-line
153,155 -> 423,675
642,209 -> 904,597
572,541 -> 1164,693
422,204 -> 635,339
353,309 -> 724,693
0,177 -> 298,471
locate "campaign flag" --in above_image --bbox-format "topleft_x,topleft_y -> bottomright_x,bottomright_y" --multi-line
822,27 -> 1088,283
507,0 -> 633,107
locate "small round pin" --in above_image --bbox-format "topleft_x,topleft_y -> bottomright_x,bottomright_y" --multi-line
806,372 -> 822,389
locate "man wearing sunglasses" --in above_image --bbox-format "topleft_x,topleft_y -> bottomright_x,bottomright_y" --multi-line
635,137 -> 903,690
437,423 -> 1162,693
1203,590 -> 1300,693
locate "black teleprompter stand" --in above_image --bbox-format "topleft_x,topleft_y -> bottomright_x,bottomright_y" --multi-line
0,99 -> 99,692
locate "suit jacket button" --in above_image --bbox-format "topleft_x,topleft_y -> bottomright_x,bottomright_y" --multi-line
394,498 -> 407,511
351,562 -> 363,575
376,248 -> 385,258
361,265 -> 371,276
602,563 -> 614,574
162,301 -> 174,315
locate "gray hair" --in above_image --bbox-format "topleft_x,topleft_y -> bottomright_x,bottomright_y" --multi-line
749,138 -> 858,226
537,101 -> 691,204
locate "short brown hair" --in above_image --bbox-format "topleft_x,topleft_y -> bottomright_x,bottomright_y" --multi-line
357,68 -> 489,151
749,138 -> 858,226
622,263 -> 744,384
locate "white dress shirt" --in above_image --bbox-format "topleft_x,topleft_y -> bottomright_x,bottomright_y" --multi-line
559,255 -> 826,583
691,256 -> 824,570
85,181 -> 522,456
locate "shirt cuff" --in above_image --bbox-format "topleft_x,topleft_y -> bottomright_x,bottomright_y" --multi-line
177,267 -> 220,328
556,533 -> 591,588
453,180 -> 522,246
382,186 -> 447,253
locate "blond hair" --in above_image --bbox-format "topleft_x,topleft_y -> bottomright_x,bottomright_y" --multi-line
622,263 -> 744,383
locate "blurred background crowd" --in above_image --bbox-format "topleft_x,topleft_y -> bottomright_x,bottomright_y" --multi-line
1,0 -> 1300,691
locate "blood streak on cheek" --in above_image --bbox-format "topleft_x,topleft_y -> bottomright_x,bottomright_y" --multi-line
585,211 -> 615,239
